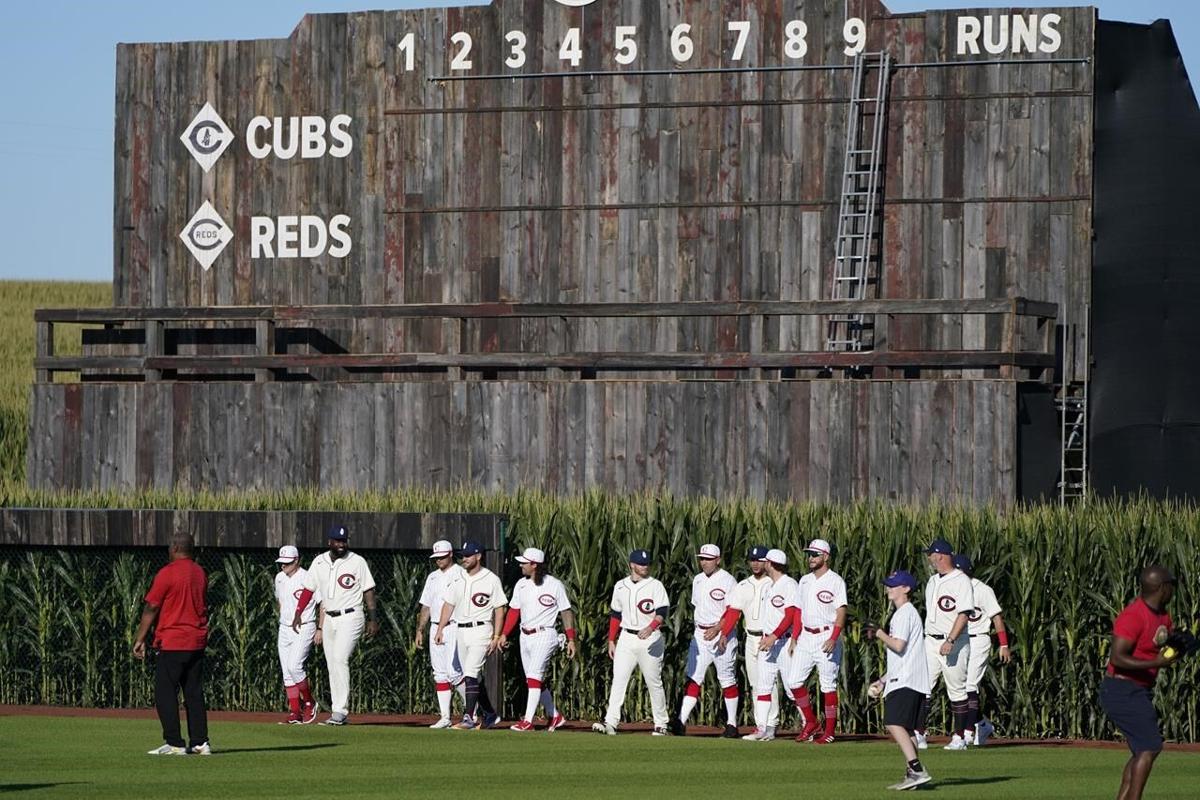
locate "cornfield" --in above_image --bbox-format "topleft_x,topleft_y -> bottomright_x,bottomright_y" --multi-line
1,492 -> 1197,742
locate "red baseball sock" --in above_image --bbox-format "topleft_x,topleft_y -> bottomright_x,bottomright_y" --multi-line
285,683 -> 301,714
791,686 -> 815,727
296,678 -> 314,706
822,691 -> 838,738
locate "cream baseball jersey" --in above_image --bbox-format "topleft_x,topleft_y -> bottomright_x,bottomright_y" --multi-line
966,578 -> 1003,636
444,567 -> 507,624
510,575 -> 571,630
419,564 -> 466,624
303,551 -> 375,610
275,568 -> 319,625
761,574 -> 800,634
796,570 -> 848,628
731,574 -> 773,629
610,576 -> 669,629
690,569 -> 737,627
923,569 -> 975,635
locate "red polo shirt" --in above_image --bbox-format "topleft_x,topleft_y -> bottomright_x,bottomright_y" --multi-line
1106,597 -> 1172,688
146,558 -> 208,651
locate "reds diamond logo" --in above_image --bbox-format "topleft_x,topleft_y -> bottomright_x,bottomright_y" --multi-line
771,595 -> 785,608
180,102 -> 234,173
709,588 -> 727,602
538,593 -> 557,608
637,598 -> 655,614
179,201 -> 232,271
337,574 -> 357,590
817,590 -> 835,604
937,595 -> 957,612
472,592 -> 491,608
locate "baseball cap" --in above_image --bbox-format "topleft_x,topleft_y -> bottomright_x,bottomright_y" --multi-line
696,544 -> 721,560
804,538 -> 832,556
883,570 -> 918,589
516,547 -> 545,564
327,525 -> 349,541
275,545 -> 299,563
459,540 -> 484,557
765,548 -> 788,566
952,553 -> 973,573
748,545 -> 770,562
429,540 -> 453,559
923,538 -> 953,555
629,549 -> 651,566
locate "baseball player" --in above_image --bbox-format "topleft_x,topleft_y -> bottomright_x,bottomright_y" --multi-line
292,524 -> 378,726
434,540 -> 507,729
952,553 -> 1011,746
669,544 -> 739,738
415,540 -> 468,729
274,545 -> 319,724
785,538 -> 847,744
743,548 -> 799,742
719,546 -> 779,736
913,538 -> 974,750
497,547 -> 576,732
591,549 -> 671,736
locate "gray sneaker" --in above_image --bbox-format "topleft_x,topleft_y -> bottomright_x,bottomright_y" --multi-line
897,769 -> 932,790
188,742 -> 212,755
147,744 -> 186,756
591,722 -> 617,736
320,713 -> 348,726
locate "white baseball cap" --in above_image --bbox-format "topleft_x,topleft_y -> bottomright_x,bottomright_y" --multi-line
765,548 -> 788,566
275,545 -> 299,563
430,540 -> 454,559
696,544 -> 721,559
515,547 -> 545,564
804,538 -> 832,556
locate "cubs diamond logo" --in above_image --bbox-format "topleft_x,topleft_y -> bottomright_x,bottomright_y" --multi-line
338,574 -> 357,589
472,592 -> 491,608
538,593 -> 557,608
968,606 -> 983,622
179,201 -> 232,271
180,103 -> 234,173
937,595 -> 957,612
637,598 -> 655,614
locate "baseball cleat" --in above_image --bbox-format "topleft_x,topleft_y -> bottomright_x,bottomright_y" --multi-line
975,719 -> 995,746
547,713 -> 566,732
762,725 -> 777,741
896,769 -> 932,790
811,734 -> 836,745
280,712 -> 302,725
741,728 -> 766,741
912,731 -> 928,750
480,712 -> 502,730
722,724 -> 740,739
320,713 -> 348,726
429,717 -> 453,730
667,718 -> 686,736
454,716 -> 477,730
651,726 -> 671,736
795,720 -> 821,742
147,744 -> 187,756
591,722 -> 617,736
943,734 -> 967,751
510,720 -> 534,732
301,702 -> 318,724
188,742 -> 212,755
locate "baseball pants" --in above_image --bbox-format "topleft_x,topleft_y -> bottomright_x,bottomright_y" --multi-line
323,610 -> 365,716
965,636 -> 991,693
457,625 -> 495,680
519,628 -> 560,681
753,636 -> 792,731
429,623 -> 463,685
785,632 -> 841,693
744,633 -> 779,728
154,649 -> 208,749
686,630 -> 739,688
278,622 -> 316,685
604,630 -> 668,729
925,635 -> 970,702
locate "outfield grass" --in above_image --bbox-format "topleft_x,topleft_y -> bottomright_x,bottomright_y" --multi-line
1,716 -> 1198,799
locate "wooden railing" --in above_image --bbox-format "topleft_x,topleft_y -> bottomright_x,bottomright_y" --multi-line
34,298 -> 1057,382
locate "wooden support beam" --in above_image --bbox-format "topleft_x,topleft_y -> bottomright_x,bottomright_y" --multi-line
254,320 -> 276,383
35,321 -> 54,383
144,320 -> 163,382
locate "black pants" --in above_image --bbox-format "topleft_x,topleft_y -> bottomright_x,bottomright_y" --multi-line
155,649 -> 208,748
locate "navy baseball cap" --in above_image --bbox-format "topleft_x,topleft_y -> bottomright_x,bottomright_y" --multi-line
748,545 -> 770,562
459,540 -> 484,557
327,525 -> 349,541
883,570 -> 918,590
629,549 -> 651,566
952,553 -> 973,573
924,538 -> 954,555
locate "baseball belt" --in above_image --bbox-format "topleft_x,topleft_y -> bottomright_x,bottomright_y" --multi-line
521,626 -> 555,635
457,621 -> 491,629
926,633 -> 947,640
804,626 -> 831,634
746,629 -> 764,636
325,607 -> 359,618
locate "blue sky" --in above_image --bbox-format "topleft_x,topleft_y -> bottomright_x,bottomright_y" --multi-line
0,0 -> 1195,282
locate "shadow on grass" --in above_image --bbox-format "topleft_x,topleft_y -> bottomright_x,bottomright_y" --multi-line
1,784 -> 87,794
216,743 -> 342,755
933,776 -> 1016,787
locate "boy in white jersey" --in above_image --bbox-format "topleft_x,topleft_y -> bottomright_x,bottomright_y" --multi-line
915,538 -> 975,750
719,546 -> 779,736
953,553 -> 1011,746
786,538 -> 848,744
273,545 -> 318,724
669,544 -> 740,738
592,549 -> 671,736
497,547 -> 576,731
744,549 -> 799,741
435,540 -> 508,729
867,570 -> 933,791
415,540 -> 467,729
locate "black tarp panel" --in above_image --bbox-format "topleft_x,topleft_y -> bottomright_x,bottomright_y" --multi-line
1092,19 -> 1200,498
1017,384 -> 1060,503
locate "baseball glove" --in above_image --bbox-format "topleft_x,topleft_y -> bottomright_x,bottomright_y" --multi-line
1161,629 -> 1200,660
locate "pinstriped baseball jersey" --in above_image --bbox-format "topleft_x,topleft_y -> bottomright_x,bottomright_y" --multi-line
303,551 -> 375,610
966,577 -> 1003,635
690,569 -> 737,626
418,564 -> 465,623
610,576 -> 669,629
923,569 -> 974,635
444,567 -> 507,624
275,568 -> 320,625
761,574 -> 799,633
795,570 -> 847,628
731,574 -> 773,628
510,575 -> 571,629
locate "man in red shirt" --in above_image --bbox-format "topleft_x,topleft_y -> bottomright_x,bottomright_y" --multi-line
1099,565 -> 1179,800
133,534 -> 210,755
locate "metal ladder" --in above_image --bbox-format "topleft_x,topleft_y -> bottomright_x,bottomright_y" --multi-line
1058,304 -> 1090,503
827,51 -> 893,352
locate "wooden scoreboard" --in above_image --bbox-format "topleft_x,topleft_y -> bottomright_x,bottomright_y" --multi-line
31,0 -> 1109,505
